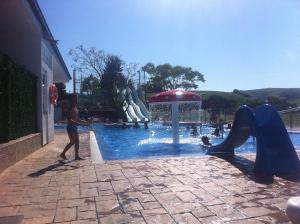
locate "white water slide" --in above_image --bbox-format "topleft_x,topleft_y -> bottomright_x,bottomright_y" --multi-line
127,88 -> 149,122
121,89 -> 136,122
131,89 -> 150,119
121,88 -> 150,122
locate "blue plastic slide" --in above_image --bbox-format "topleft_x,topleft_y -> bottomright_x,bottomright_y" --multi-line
209,105 -> 255,155
254,104 -> 300,174
208,104 -> 300,175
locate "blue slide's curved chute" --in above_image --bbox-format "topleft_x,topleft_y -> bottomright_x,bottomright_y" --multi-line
208,104 -> 300,175
254,104 -> 300,174
209,105 -> 255,155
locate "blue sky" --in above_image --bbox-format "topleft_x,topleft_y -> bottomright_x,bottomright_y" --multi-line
38,0 -> 300,92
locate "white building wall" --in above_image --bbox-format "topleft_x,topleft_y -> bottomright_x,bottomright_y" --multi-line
0,2 -> 44,143
0,0 -> 70,145
0,32 -> 48,145
41,39 -> 55,144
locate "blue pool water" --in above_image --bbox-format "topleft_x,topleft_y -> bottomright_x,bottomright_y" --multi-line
55,124 -> 91,132
92,124 -> 300,160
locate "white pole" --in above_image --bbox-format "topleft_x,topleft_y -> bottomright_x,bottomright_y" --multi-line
172,102 -> 179,143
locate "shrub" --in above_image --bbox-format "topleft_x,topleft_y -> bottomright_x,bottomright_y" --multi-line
0,55 -> 37,143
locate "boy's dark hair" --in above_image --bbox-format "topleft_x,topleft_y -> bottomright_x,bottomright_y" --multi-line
201,136 -> 209,141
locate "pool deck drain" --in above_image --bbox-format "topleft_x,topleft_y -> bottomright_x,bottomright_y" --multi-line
0,132 -> 300,223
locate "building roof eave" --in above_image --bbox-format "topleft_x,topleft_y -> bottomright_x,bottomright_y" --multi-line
27,0 -> 71,81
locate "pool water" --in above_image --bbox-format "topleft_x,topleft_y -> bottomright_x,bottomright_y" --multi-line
54,123 -> 91,132
93,123 -> 300,160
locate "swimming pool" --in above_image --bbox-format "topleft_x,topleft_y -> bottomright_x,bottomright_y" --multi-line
54,123 -> 91,132
93,123 -> 300,160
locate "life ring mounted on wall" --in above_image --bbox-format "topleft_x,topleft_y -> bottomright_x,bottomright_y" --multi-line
49,84 -> 58,105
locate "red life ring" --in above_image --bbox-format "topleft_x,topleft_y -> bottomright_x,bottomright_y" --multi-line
49,84 -> 58,105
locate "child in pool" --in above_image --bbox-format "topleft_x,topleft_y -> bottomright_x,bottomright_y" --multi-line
213,127 -> 220,137
201,136 -> 212,147
190,124 -> 199,136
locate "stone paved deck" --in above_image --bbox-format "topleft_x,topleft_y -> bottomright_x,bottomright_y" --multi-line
1,132 -> 300,223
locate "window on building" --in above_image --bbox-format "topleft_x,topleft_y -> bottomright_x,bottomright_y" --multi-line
42,40 -> 53,70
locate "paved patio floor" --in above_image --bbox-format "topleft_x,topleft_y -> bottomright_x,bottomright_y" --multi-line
1,132 -> 300,224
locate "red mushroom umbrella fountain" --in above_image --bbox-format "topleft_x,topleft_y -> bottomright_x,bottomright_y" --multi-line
149,90 -> 202,143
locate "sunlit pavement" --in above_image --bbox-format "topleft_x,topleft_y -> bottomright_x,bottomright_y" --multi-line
0,132 -> 300,224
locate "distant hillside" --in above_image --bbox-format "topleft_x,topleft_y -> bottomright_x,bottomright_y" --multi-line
196,88 -> 300,108
240,88 -> 300,99
240,88 -> 300,105
196,90 -> 246,101
195,90 -> 257,109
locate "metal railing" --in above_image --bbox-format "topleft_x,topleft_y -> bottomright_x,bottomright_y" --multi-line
279,107 -> 300,131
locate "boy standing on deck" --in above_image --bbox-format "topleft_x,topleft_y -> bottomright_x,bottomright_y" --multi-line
60,94 -> 87,160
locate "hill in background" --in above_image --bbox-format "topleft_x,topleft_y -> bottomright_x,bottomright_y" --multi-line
198,88 -> 300,107
239,88 -> 300,105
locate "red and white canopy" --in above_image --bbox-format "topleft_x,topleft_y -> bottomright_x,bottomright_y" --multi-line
149,90 -> 201,104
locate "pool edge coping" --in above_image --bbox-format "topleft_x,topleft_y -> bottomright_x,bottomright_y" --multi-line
90,131 -> 104,164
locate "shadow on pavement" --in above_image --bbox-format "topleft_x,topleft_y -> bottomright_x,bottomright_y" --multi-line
277,172 -> 300,182
0,215 -> 24,224
27,160 -> 80,177
214,154 -> 274,184
215,154 -> 300,185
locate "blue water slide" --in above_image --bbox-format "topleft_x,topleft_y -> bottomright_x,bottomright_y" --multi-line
209,105 -> 255,155
254,104 -> 300,174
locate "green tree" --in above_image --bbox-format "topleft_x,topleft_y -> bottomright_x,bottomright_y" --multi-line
203,95 -> 237,122
99,55 -> 128,119
69,45 -> 106,80
100,55 -> 126,95
69,45 -> 139,120
142,63 -> 205,92
81,75 -> 100,96
266,96 -> 295,110
246,98 -> 265,108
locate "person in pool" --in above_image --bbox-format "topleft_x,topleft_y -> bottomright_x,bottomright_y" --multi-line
218,119 -> 225,137
201,136 -> 212,147
60,94 -> 88,160
122,122 -> 127,129
213,127 -> 220,137
190,124 -> 199,136
144,121 -> 149,129
134,121 -> 140,128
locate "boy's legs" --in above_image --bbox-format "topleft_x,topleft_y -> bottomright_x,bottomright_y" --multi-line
74,133 -> 82,160
60,132 -> 76,159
